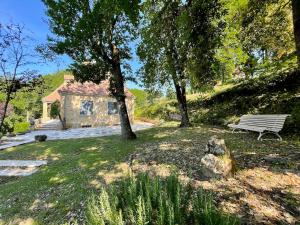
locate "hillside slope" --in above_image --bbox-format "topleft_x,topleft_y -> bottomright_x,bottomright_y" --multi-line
138,70 -> 300,132
42,70 -> 66,97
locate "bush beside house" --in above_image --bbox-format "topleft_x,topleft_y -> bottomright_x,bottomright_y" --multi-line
13,122 -> 30,134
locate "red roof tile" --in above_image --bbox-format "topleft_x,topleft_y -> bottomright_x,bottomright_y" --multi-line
43,79 -> 133,102
42,84 -> 63,102
64,75 -> 74,81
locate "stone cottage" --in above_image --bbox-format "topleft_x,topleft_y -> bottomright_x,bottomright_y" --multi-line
42,75 -> 134,128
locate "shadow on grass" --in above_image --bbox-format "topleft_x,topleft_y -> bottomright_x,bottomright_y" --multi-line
0,124 -> 299,224
0,125 -> 181,224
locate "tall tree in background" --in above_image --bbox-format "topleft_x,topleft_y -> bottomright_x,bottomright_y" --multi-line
43,0 -> 139,139
138,1 -> 190,127
0,23 -> 40,133
215,0 -> 249,81
138,0 -> 224,127
292,0 -> 300,66
215,0 -> 298,81
242,0 -> 299,71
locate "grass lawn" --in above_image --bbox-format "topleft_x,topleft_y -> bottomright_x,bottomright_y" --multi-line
0,123 -> 299,224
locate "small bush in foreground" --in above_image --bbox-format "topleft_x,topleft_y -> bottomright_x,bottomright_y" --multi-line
86,173 -> 239,225
14,122 -> 30,134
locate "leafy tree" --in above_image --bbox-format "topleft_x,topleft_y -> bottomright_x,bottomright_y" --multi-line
129,89 -> 147,107
241,0 -> 299,70
42,0 -> 139,139
0,23 -> 41,132
292,0 -> 300,67
50,100 -> 66,130
215,0 -> 249,81
138,0 -> 225,127
42,70 -> 66,96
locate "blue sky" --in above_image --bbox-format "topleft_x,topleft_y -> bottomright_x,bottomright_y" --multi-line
0,0 -> 141,89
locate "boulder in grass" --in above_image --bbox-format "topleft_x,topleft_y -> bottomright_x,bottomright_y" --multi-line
201,136 -> 236,179
205,135 -> 230,156
35,135 -> 47,142
201,154 -> 234,178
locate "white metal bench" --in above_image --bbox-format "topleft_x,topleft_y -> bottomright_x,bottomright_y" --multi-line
228,114 -> 290,141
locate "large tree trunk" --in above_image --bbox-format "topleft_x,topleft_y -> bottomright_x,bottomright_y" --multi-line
292,0 -> 300,67
0,89 -> 12,133
58,114 -> 67,130
173,80 -> 190,127
111,45 -> 136,140
168,40 -> 190,127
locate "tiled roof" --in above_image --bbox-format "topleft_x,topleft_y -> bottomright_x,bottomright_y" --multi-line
59,80 -> 110,96
43,77 -> 133,103
42,84 -> 63,102
63,75 -> 74,81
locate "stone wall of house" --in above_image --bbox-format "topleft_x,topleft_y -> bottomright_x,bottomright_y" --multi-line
61,93 -> 134,128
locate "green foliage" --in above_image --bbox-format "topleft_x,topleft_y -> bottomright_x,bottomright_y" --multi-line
291,104 -> 300,130
43,0 -> 140,83
43,70 -> 65,96
86,173 -> 239,225
129,89 -> 147,108
14,122 -> 30,134
135,98 -> 177,120
192,70 -> 300,128
241,0 -> 295,58
2,114 -> 25,134
213,0 -> 297,83
0,23 -> 42,133
139,69 -> 300,133
43,0 -> 139,138
130,89 -> 169,119
5,71 -> 66,121
138,0 -> 225,89
50,100 -> 60,119
215,0 -> 249,82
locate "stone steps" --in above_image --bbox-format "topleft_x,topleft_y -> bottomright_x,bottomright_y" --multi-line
35,121 -> 62,130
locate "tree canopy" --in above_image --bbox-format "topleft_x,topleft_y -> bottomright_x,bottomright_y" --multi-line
43,0 -> 141,139
138,0 -> 225,126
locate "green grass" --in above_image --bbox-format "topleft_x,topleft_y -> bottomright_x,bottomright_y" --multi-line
0,125 -> 178,224
135,70 -> 300,131
0,123 -> 299,224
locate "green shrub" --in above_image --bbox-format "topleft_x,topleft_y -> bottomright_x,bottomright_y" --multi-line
14,122 -> 30,134
135,98 -> 178,121
86,173 -> 239,225
290,104 -> 300,131
2,114 -> 25,134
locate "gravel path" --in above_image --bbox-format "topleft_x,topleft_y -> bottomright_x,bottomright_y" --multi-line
0,122 -> 153,150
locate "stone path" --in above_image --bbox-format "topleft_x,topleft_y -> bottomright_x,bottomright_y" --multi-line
0,160 -> 47,167
0,167 -> 39,176
0,122 -> 153,150
0,160 -> 47,176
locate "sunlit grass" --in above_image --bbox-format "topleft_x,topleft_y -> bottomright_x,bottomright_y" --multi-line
0,123 -> 299,224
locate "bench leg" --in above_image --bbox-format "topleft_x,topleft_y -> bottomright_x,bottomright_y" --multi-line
257,132 -> 282,141
274,132 -> 282,141
257,132 -> 263,141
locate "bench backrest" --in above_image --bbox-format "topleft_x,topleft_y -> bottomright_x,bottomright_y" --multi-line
239,114 -> 289,132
